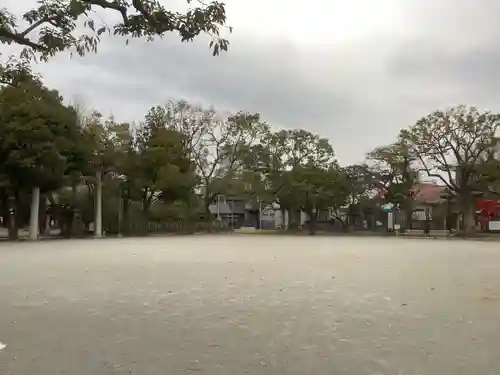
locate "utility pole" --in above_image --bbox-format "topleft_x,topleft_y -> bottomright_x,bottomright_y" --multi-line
259,200 -> 263,230
216,194 -> 220,221
29,186 -> 40,241
231,199 -> 235,229
94,169 -> 103,238
117,192 -> 123,237
424,207 -> 431,235
117,176 -> 126,237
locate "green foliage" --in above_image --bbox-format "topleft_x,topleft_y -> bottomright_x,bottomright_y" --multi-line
400,105 -> 500,193
126,106 -> 196,211
163,102 -> 267,212
235,127 -> 348,229
0,0 -> 230,60
0,74 -> 79,191
5,67 -> 500,239
0,56 -> 35,86
292,164 -> 350,213
400,105 -> 500,234
366,141 -> 418,222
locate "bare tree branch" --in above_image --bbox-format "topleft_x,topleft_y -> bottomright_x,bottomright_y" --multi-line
82,0 -> 129,25
0,27 -> 46,50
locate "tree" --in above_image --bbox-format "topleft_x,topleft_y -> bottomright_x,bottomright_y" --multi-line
252,129 -> 338,231
315,166 -> 351,229
80,111 -> 134,237
367,141 -> 418,232
342,164 -> 383,228
126,106 -> 195,214
401,105 -> 500,235
0,74 -> 79,240
288,163 -> 349,234
0,0 -> 230,60
235,129 -> 288,216
166,102 -> 266,225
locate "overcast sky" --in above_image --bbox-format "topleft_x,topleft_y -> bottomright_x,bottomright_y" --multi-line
3,0 -> 500,164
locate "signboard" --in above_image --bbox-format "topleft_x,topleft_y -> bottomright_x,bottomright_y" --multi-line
381,203 -> 394,212
488,221 -> 500,231
387,212 -> 394,230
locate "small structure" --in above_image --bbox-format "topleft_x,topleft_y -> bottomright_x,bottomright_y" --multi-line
409,183 -> 449,230
206,195 -> 247,228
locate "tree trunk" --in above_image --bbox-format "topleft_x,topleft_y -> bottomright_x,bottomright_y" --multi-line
401,200 -> 413,233
44,197 -> 51,236
38,195 -> 49,236
94,170 -> 103,238
280,208 -> 287,230
332,215 -> 348,232
307,210 -> 317,235
359,205 -> 366,229
460,194 -> 475,237
117,193 -> 123,237
204,198 -> 213,231
70,181 -> 78,237
142,190 -> 153,214
287,208 -> 300,231
123,196 -> 130,235
186,198 -> 195,234
29,186 -> 40,241
7,193 -> 17,240
423,207 -> 431,234
256,209 -> 261,229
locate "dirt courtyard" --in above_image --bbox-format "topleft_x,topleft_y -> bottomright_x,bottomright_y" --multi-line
1,235 -> 499,374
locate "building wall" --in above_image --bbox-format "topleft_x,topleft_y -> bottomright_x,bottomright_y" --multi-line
409,203 -> 448,230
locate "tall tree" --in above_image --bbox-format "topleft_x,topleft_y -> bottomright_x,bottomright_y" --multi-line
127,106 -> 195,214
342,164 -> 383,227
367,141 -> 418,232
80,112 -> 133,237
166,102 -> 266,224
288,163 -> 349,234
0,74 -> 79,240
401,105 -> 500,235
237,129 -> 288,209
245,129 -> 338,230
0,0 -> 230,59
279,129 -> 337,229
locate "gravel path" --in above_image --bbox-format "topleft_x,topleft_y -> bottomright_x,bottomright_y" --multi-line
1,236 -> 499,374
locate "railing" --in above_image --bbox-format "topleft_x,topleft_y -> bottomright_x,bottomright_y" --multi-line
105,220 -> 230,236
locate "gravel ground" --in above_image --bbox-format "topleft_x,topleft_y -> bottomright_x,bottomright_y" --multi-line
1,235 -> 500,375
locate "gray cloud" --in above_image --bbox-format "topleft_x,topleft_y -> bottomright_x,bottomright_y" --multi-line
4,0 -> 500,164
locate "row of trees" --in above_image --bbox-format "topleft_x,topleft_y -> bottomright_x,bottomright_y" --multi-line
2,68 -> 500,238
0,69 -> 354,238
0,0 -> 235,239
362,106 -> 500,235
0,1 -> 348,237
2,1 -> 500,238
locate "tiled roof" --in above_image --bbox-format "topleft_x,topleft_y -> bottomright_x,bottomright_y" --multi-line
371,182 -> 448,204
411,183 -> 448,203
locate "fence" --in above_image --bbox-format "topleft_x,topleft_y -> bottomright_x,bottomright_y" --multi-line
104,219 -> 229,236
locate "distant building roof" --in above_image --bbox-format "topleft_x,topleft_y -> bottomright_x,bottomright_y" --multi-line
371,182 -> 448,205
411,183 -> 448,204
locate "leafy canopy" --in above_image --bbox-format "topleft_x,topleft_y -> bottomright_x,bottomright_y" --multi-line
0,74 -> 79,190
401,105 -> 500,193
128,106 -> 196,210
0,0 -> 230,60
